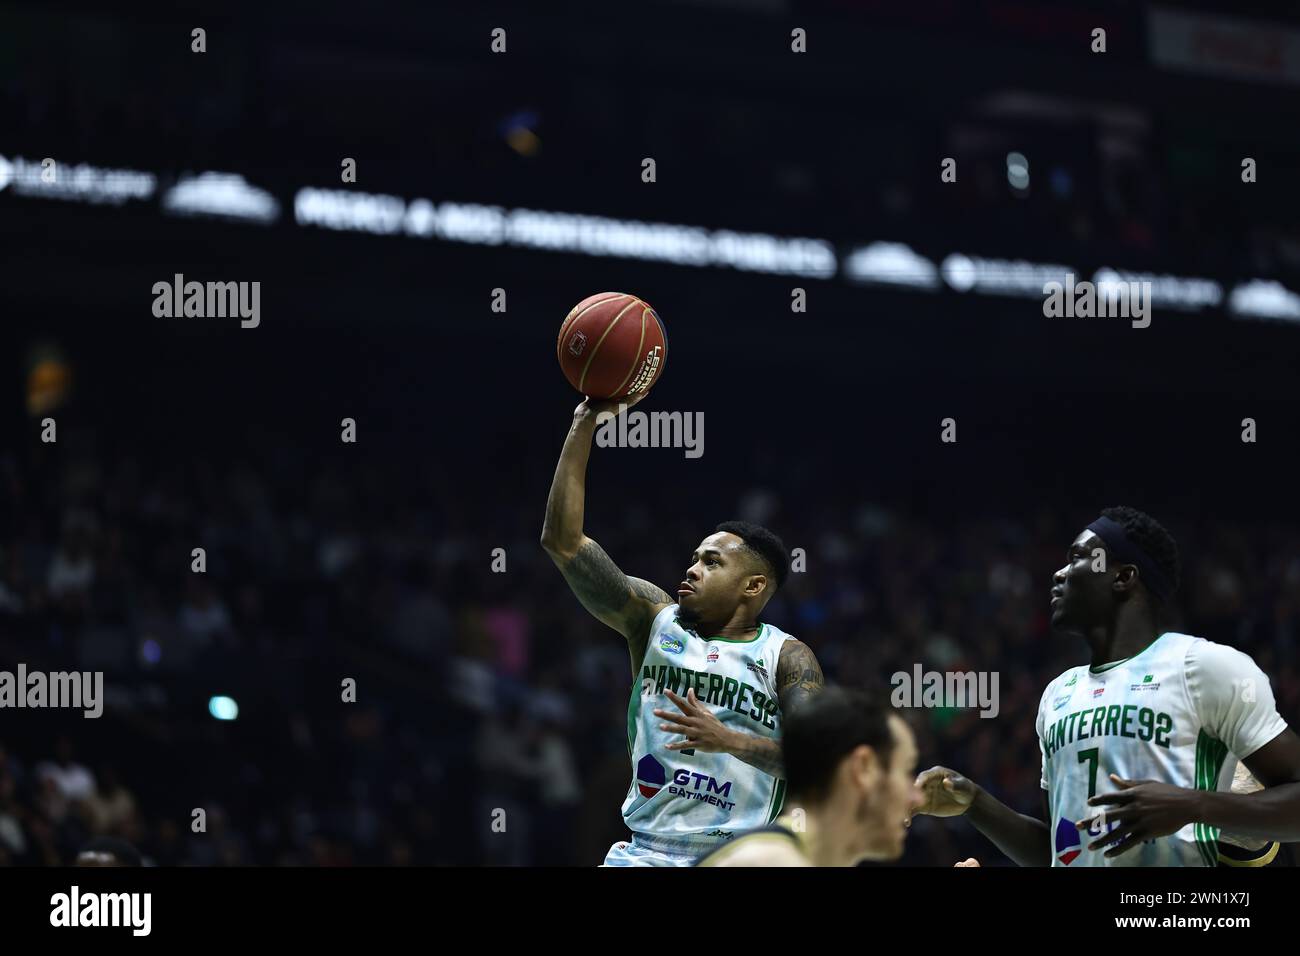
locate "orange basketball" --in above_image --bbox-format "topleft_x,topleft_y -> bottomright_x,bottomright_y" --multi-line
556,293 -> 667,400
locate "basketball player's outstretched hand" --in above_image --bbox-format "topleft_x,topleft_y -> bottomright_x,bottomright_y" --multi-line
575,389 -> 651,421
1079,775 -> 1196,858
908,766 -> 977,823
654,688 -> 736,753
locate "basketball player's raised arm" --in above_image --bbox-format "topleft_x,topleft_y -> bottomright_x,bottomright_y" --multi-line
541,397 -> 672,662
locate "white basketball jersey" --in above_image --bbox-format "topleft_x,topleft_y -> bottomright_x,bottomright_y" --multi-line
621,604 -> 796,845
1036,631 -> 1288,867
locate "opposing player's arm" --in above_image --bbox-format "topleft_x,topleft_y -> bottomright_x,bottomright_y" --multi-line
541,397 -> 671,662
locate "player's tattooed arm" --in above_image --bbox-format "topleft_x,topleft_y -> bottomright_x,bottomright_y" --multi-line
775,640 -> 825,715
655,643 -> 822,778
656,688 -> 785,775
705,641 -> 824,779
727,733 -> 785,778
541,396 -> 670,664
552,537 -> 672,654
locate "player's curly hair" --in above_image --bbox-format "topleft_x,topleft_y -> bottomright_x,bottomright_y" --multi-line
1100,505 -> 1181,599
715,520 -> 789,591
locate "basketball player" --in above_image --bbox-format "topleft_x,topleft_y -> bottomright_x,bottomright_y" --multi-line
910,506 -> 1300,866
541,395 -> 824,866
695,688 -> 922,866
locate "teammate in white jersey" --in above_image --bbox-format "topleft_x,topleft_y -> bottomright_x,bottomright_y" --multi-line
910,506 -> 1300,866
541,395 -> 824,866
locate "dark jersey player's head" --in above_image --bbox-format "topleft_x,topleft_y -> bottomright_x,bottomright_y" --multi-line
675,520 -> 787,631
782,687 -> 920,862
1051,505 -> 1181,635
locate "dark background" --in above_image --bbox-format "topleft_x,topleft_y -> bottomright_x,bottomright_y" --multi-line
1,0 -> 1298,865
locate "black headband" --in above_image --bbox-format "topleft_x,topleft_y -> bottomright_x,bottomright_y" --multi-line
1086,515 -> 1173,603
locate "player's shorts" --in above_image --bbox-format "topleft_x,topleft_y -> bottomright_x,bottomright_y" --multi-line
600,832 -> 728,867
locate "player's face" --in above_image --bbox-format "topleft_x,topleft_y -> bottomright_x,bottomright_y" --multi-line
1050,530 -> 1112,633
855,717 -> 921,862
875,717 -> 921,859
677,532 -> 762,627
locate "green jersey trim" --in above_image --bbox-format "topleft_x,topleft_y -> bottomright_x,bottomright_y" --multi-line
767,779 -> 788,823
695,623 -> 766,644
1088,633 -> 1168,674
626,679 -> 640,757
1193,730 -> 1229,867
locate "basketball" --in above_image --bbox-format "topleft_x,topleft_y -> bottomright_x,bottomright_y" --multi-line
556,292 -> 667,400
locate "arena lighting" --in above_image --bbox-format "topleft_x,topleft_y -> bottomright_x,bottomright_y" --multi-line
208,696 -> 239,720
941,253 -> 1074,297
0,148 -> 1294,320
162,172 -> 280,224
292,188 -> 409,234
1228,279 -> 1300,321
1093,268 -> 1222,311
843,242 -> 941,289
293,188 -> 838,277
0,152 -> 155,205
1007,151 -> 1030,192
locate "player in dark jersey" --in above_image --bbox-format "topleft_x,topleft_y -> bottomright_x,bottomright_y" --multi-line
695,688 -> 921,866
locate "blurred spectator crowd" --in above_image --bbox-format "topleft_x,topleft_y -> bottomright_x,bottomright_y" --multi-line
2,433 -> 1298,866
